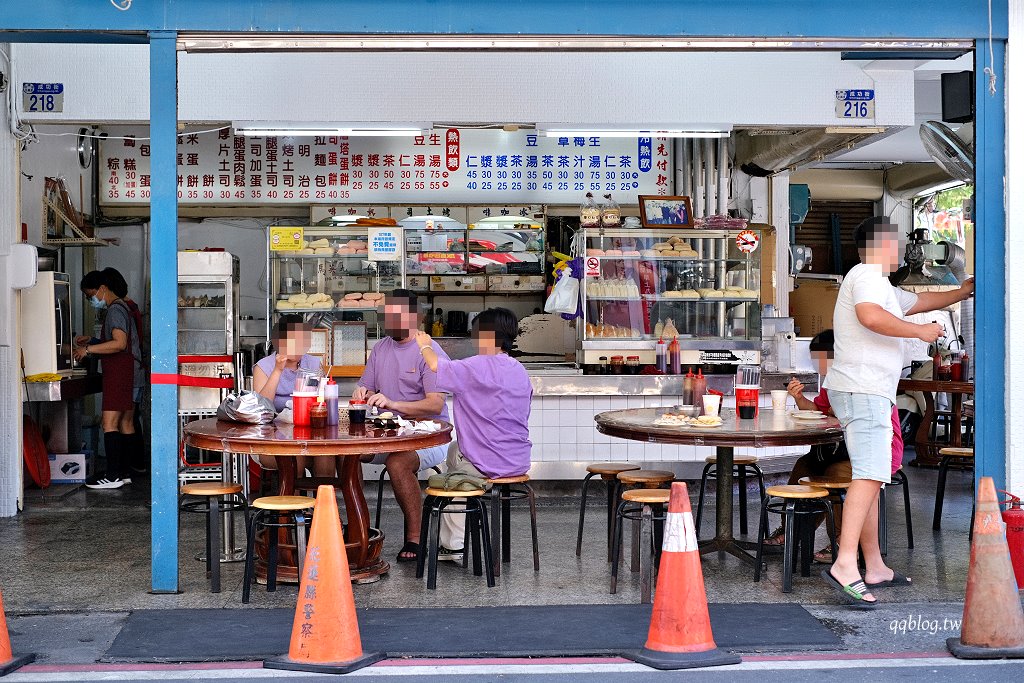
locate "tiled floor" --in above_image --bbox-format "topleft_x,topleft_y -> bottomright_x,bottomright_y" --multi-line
0,458 -> 976,614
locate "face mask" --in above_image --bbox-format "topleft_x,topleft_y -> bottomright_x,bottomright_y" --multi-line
89,295 -> 107,310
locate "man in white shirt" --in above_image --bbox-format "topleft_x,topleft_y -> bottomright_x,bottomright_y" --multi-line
822,216 -> 973,608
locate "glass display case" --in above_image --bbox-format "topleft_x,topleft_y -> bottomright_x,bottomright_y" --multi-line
268,226 -> 404,339
178,251 -> 239,356
577,227 -> 762,365
403,216 -> 470,291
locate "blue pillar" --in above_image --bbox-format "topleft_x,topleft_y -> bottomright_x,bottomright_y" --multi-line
974,38 -> 1007,493
149,30 -> 179,593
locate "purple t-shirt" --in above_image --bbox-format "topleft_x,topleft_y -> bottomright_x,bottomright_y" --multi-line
358,337 -> 450,422
436,354 -> 532,478
254,354 -> 322,411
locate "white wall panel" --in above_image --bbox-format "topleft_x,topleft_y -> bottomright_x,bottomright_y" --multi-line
13,45 -> 914,128
1007,0 -> 1024,496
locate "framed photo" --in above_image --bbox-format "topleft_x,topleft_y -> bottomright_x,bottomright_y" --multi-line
638,195 -> 694,228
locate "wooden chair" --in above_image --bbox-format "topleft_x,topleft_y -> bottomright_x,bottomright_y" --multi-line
575,462 -> 641,559
934,447 -> 975,530
242,495 -> 315,603
416,488 -> 495,590
486,474 -> 539,576
755,485 -> 836,593
696,455 -> 766,537
610,488 -> 670,603
179,482 -> 248,594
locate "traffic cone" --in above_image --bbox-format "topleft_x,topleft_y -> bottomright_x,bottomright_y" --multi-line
264,485 -> 385,674
623,482 -> 740,670
0,588 -> 34,677
947,476 -> 1024,659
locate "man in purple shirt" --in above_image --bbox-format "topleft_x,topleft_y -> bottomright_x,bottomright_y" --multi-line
355,289 -> 451,563
417,308 -> 533,559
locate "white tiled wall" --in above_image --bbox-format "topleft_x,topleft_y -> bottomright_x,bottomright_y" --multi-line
525,394 -> 809,465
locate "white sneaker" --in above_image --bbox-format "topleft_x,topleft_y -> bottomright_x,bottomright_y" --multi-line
437,546 -> 464,563
86,478 -> 126,490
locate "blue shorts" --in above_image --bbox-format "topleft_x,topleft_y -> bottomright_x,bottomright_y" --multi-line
827,390 -> 893,484
366,443 -> 449,471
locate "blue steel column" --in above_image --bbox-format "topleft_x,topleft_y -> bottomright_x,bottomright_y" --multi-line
973,38 -> 1007,493
149,31 -> 179,593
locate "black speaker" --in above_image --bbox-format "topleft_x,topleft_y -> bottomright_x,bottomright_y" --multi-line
941,71 -> 974,123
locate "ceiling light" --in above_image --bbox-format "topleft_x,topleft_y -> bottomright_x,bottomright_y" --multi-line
539,125 -> 731,139
232,121 -> 430,137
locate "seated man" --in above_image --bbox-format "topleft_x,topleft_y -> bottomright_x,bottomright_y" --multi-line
354,289 -> 451,563
416,308 -> 533,560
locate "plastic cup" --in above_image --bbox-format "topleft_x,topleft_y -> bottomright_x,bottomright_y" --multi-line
736,385 -> 759,419
702,394 -> 722,418
291,392 -> 318,427
348,400 -> 367,425
771,390 -> 789,411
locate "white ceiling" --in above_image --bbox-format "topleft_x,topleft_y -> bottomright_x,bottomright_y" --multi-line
831,54 -> 972,164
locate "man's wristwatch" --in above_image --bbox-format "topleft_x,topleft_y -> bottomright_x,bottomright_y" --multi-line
84,346 -> 91,356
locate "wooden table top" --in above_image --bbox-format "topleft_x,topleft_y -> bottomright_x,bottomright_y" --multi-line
594,408 -> 844,448
898,379 -> 974,394
182,417 -> 452,456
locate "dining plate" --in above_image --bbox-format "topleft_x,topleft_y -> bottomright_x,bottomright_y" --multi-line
689,421 -> 724,428
791,412 -> 828,420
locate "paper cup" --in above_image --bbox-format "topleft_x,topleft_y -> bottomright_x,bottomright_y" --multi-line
771,390 -> 789,411
702,394 -> 722,418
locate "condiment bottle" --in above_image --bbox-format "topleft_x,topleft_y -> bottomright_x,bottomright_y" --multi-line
655,338 -> 667,374
669,337 -> 681,375
683,368 -> 695,405
325,379 -> 339,426
610,355 -> 625,375
598,356 -> 609,375
959,349 -> 971,381
693,368 -> 708,411
932,345 -> 942,381
626,356 -> 640,375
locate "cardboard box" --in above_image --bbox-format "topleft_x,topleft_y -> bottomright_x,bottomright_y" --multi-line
48,453 -> 88,484
790,278 -> 841,337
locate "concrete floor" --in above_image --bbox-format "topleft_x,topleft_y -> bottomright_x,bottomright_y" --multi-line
0,457 -> 977,615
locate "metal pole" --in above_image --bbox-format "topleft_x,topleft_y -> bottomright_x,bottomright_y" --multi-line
149,31 -> 180,593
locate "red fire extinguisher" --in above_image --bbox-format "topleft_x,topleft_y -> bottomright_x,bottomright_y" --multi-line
999,491 -> 1024,590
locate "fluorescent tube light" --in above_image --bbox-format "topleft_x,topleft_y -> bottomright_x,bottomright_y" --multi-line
232,121 -> 430,137
539,125 -> 731,138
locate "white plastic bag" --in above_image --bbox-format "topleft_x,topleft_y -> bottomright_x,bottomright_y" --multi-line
544,270 -> 580,315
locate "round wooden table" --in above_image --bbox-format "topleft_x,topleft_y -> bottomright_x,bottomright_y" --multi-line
897,379 -> 974,467
182,418 -> 453,583
594,408 -> 843,564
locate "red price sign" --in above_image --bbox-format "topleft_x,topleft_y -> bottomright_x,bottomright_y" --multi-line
585,256 -> 601,277
445,128 -> 461,172
736,230 -> 760,253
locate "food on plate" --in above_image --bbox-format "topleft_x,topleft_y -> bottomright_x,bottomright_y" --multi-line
276,300 -> 295,310
654,413 -> 692,427
663,291 -> 683,299
679,290 -> 701,299
692,415 -> 724,427
309,238 -> 331,249
314,247 -> 334,255
586,248 -> 605,257
363,292 -> 385,302
344,292 -> 363,301
298,248 -> 315,255
653,242 -> 673,251
604,249 -> 623,256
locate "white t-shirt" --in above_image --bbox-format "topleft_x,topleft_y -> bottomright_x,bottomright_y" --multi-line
823,263 -> 919,403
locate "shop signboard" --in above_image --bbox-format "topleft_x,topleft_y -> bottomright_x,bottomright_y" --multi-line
99,128 -> 671,206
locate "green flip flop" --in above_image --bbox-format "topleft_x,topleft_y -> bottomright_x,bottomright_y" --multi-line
822,569 -> 878,609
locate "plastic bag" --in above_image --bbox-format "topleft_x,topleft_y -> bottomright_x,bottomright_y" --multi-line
580,192 -> 601,228
600,194 -> 621,227
216,391 -> 277,424
544,264 -> 580,315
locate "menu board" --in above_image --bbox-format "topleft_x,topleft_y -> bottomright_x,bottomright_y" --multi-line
99,128 -> 672,206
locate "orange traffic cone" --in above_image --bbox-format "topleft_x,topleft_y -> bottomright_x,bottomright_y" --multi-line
264,485 -> 385,674
947,476 -> 1024,659
0,587 -> 34,677
623,482 -> 740,670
